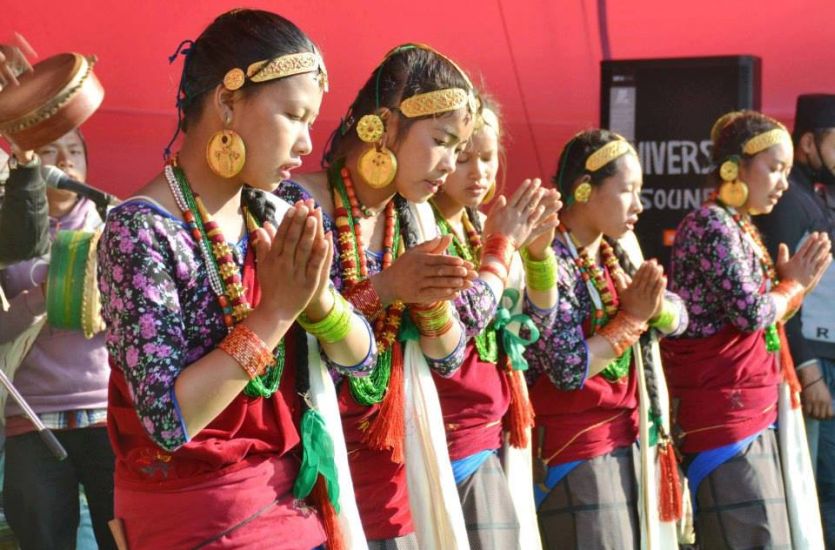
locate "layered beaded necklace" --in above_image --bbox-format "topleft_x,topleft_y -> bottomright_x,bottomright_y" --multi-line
560,225 -> 632,381
716,201 -> 781,352
331,164 -> 405,405
431,202 -> 498,363
164,162 -> 285,397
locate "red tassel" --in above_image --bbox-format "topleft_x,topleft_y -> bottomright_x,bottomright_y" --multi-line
311,475 -> 346,550
658,441 -> 683,522
505,357 -> 535,449
777,323 -> 802,409
363,341 -> 405,463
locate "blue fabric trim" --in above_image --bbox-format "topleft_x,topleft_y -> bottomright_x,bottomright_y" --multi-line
328,314 -> 376,372
578,339 -> 591,389
686,429 -> 764,510
451,449 -> 495,485
169,385 -> 190,442
533,460 -> 583,508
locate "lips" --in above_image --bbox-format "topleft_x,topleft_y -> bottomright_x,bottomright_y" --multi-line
279,161 -> 302,181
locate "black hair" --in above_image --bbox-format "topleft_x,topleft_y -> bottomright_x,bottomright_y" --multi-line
551,129 -> 628,199
175,9 -> 318,133
604,238 -> 671,444
322,44 -> 475,167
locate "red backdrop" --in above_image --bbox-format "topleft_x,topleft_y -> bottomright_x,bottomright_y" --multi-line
4,0 -> 834,198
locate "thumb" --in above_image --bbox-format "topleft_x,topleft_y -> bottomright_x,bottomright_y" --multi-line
430,234 -> 453,254
252,226 -> 273,261
613,271 -> 630,293
777,243 -> 790,265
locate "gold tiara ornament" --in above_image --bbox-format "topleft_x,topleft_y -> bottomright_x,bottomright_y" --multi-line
222,51 -> 328,92
742,128 -> 792,156
585,138 -> 637,172
399,88 -> 478,118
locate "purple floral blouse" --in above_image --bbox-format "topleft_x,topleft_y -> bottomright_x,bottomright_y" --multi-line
277,181 -> 465,375
98,199 -> 375,451
669,204 -> 777,339
524,237 -> 687,390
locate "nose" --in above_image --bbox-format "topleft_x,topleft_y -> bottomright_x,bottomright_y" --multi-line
632,191 -> 644,215
470,158 -> 487,182
55,148 -> 74,169
295,126 -> 313,157
777,173 -> 789,192
438,148 -> 456,175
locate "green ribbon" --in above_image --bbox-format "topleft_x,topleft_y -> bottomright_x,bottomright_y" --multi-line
492,289 -> 540,371
293,408 -> 340,512
765,323 -> 781,353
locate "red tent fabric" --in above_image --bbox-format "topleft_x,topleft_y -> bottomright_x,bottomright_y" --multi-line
4,0 -> 834,198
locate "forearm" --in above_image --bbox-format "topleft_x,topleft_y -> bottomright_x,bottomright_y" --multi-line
174,314 -> 294,438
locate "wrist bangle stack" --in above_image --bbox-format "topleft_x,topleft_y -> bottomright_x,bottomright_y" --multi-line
345,279 -> 384,321
218,324 -> 275,379
298,287 -> 353,344
598,312 -> 648,357
482,234 -> 514,271
521,247 -> 557,291
773,279 -> 805,321
410,300 -> 454,338
649,299 -> 678,332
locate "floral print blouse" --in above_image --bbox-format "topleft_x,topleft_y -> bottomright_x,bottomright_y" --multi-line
669,204 -> 777,339
98,199 -> 375,451
524,236 -> 687,390
277,181 -> 465,375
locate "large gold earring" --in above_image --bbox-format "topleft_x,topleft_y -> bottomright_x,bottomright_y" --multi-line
718,180 -> 749,208
358,140 -> 398,189
206,129 -> 246,178
573,182 -> 592,203
482,181 -> 497,204
718,159 -> 748,208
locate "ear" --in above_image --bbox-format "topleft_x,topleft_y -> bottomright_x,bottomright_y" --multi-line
381,108 -> 400,148
798,131 -> 817,157
210,84 -> 239,126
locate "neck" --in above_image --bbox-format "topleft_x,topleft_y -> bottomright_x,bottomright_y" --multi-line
48,193 -> 78,219
562,208 -> 603,257
431,191 -> 466,226
177,135 -> 244,223
344,150 -> 397,216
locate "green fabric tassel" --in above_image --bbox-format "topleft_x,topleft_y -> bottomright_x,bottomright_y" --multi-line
492,289 -> 540,371
765,323 -> 781,353
293,409 -> 340,512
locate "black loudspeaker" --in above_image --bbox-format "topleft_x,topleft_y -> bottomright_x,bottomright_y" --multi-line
601,55 -> 761,266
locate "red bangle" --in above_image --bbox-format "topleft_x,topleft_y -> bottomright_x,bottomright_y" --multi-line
598,312 -> 647,357
218,324 -> 274,379
345,279 -> 384,321
479,262 -> 508,285
482,234 -> 515,271
773,279 -> 804,321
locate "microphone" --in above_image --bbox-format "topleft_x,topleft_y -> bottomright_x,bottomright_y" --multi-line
41,165 -> 119,207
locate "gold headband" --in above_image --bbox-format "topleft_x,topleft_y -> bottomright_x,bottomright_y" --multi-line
742,127 -> 792,156
585,138 -> 636,172
385,43 -> 479,118
222,51 -> 328,92
399,88 -> 478,118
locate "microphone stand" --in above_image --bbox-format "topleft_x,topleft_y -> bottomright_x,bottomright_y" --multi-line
0,368 -> 67,460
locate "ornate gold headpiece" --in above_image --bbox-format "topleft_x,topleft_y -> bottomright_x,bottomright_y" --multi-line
585,136 -> 636,172
222,51 -> 328,93
400,88 -> 478,118
742,127 -> 792,156
385,43 -> 479,119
